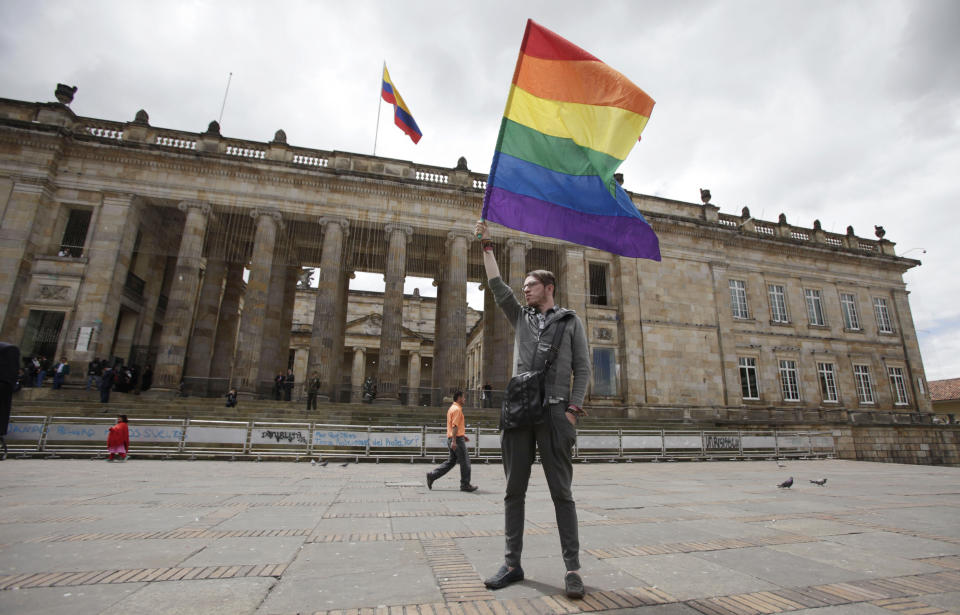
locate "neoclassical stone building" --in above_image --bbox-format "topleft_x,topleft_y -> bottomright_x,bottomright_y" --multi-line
0,88 -> 931,414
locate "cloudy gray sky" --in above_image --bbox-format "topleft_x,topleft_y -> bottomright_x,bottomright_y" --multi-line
1,0 -> 957,381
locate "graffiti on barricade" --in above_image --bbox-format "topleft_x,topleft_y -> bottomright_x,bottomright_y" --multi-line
705,434 -> 741,450
260,430 -> 308,445
312,430 -> 422,448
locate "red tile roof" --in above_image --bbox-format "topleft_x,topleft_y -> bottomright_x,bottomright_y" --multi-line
929,378 -> 960,401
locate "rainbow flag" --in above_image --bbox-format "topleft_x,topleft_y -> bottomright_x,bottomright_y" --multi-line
482,20 -> 660,260
381,65 -> 422,144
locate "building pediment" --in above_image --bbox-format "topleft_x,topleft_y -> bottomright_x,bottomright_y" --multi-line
344,313 -> 425,341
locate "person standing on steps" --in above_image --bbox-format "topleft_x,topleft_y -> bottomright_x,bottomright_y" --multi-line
306,371 -> 321,411
475,220 -> 590,600
426,390 -> 478,492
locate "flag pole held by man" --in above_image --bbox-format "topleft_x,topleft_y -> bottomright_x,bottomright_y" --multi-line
477,19 -> 660,601
482,18 -> 660,260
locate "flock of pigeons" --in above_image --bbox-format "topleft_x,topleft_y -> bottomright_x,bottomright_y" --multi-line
776,475 -> 827,489
310,459 -> 351,467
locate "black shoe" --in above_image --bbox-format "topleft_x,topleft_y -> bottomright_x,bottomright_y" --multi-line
484,565 -> 523,590
564,571 -> 584,599
426,473 -> 435,490
460,484 -> 478,492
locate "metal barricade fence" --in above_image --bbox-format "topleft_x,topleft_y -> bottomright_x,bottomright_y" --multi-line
4,416 -> 836,461
181,419 -> 248,458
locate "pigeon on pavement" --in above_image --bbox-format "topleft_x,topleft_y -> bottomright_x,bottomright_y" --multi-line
777,477 -> 794,489
810,478 -> 827,486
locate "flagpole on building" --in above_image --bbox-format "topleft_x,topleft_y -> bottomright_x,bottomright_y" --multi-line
373,61 -> 384,156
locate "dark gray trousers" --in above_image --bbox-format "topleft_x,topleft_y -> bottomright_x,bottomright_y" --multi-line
501,403 -> 579,571
428,436 -> 471,487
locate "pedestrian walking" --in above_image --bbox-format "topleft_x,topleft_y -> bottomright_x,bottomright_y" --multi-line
106,414 -> 129,461
426,390 -> 478,492
475,220 -> 590,599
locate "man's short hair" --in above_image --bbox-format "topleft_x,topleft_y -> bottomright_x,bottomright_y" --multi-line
453,390 -> 464,401
527,269 -> 556,295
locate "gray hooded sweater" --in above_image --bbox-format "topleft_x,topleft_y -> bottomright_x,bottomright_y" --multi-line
489,276 -> 591,407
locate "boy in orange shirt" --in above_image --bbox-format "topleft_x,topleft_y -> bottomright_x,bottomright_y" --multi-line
426,390 -> 478,492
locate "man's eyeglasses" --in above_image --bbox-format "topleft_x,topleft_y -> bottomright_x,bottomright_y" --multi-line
522,281 -> 542,291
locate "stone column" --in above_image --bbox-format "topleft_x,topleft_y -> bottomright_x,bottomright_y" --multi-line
710,262 -> 736,407
407,349 -> 422,406
0,180 -> 56,341
152,201 -> 211,393
182,256 -> 227,396
351,346 -> 366,403
507,239 -> 531,297
432,231 -> 470,399
277,265 -> 300,372
481,281 -> 509,400
309,217 -> 349,399
62,193 -> 143,363
234,209 -> 282,397
617,255 -> 646,405
257,257 -> 289,392
376,224 -> 412,402
209,262 -> 244,391
891,289 -> 932,412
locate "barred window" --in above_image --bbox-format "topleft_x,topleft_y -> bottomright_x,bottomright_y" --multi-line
779,360 -> 801,401
592,348 -> 618,396
805,288 -> 825,326
817,362 -> 839,403
853,364 -> 874,404
738,357 -> 759,400
729,280 -> 749,319
840,293 -> 861,330
768,284 -> 789,323
588,262 -> 609,306
59,208 -> 92,257
873,297 -> 893,333
888,367 -> 909,406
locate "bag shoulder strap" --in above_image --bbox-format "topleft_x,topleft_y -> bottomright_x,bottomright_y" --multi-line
539,314 -> 571,375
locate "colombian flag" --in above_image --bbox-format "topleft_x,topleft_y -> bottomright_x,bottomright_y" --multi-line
381,65 -> 422,144
482,20 -> 660,259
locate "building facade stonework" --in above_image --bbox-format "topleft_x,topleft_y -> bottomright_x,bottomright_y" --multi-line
0,90 -> 931,415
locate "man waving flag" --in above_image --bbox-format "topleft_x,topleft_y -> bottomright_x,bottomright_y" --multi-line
482,19 -> 660,260
381,64 -> 423,144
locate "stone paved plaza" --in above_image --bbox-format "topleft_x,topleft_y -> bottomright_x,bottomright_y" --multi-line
0,458 -> 958,615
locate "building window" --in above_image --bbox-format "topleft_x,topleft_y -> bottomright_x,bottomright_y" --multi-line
840,293 -> 861,330
59,209 -> 92,257
873,297 -> 893,333
21,310 -> 65,358
779,360 -> 801,401
888,367 -> 909,406
817,362 -> 839,403
729,279 -> 749,319
588,263 -> 609,306
804,288 -> 825,326
853,364 -> 875,404
592,348 -> 617,396
738,357 -> 759,400
768,284 -> 789,323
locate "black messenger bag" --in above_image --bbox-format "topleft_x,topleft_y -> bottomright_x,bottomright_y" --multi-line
500,316 -> 570,431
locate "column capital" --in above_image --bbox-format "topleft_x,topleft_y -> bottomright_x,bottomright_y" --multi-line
250,207 -> 282,223
352,346 -> 366,354
318,216 -> 350,235
385,223 -> 414,242
445,230 -> 472,248
506,238 -> 533,252
178,200 -> 211,215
